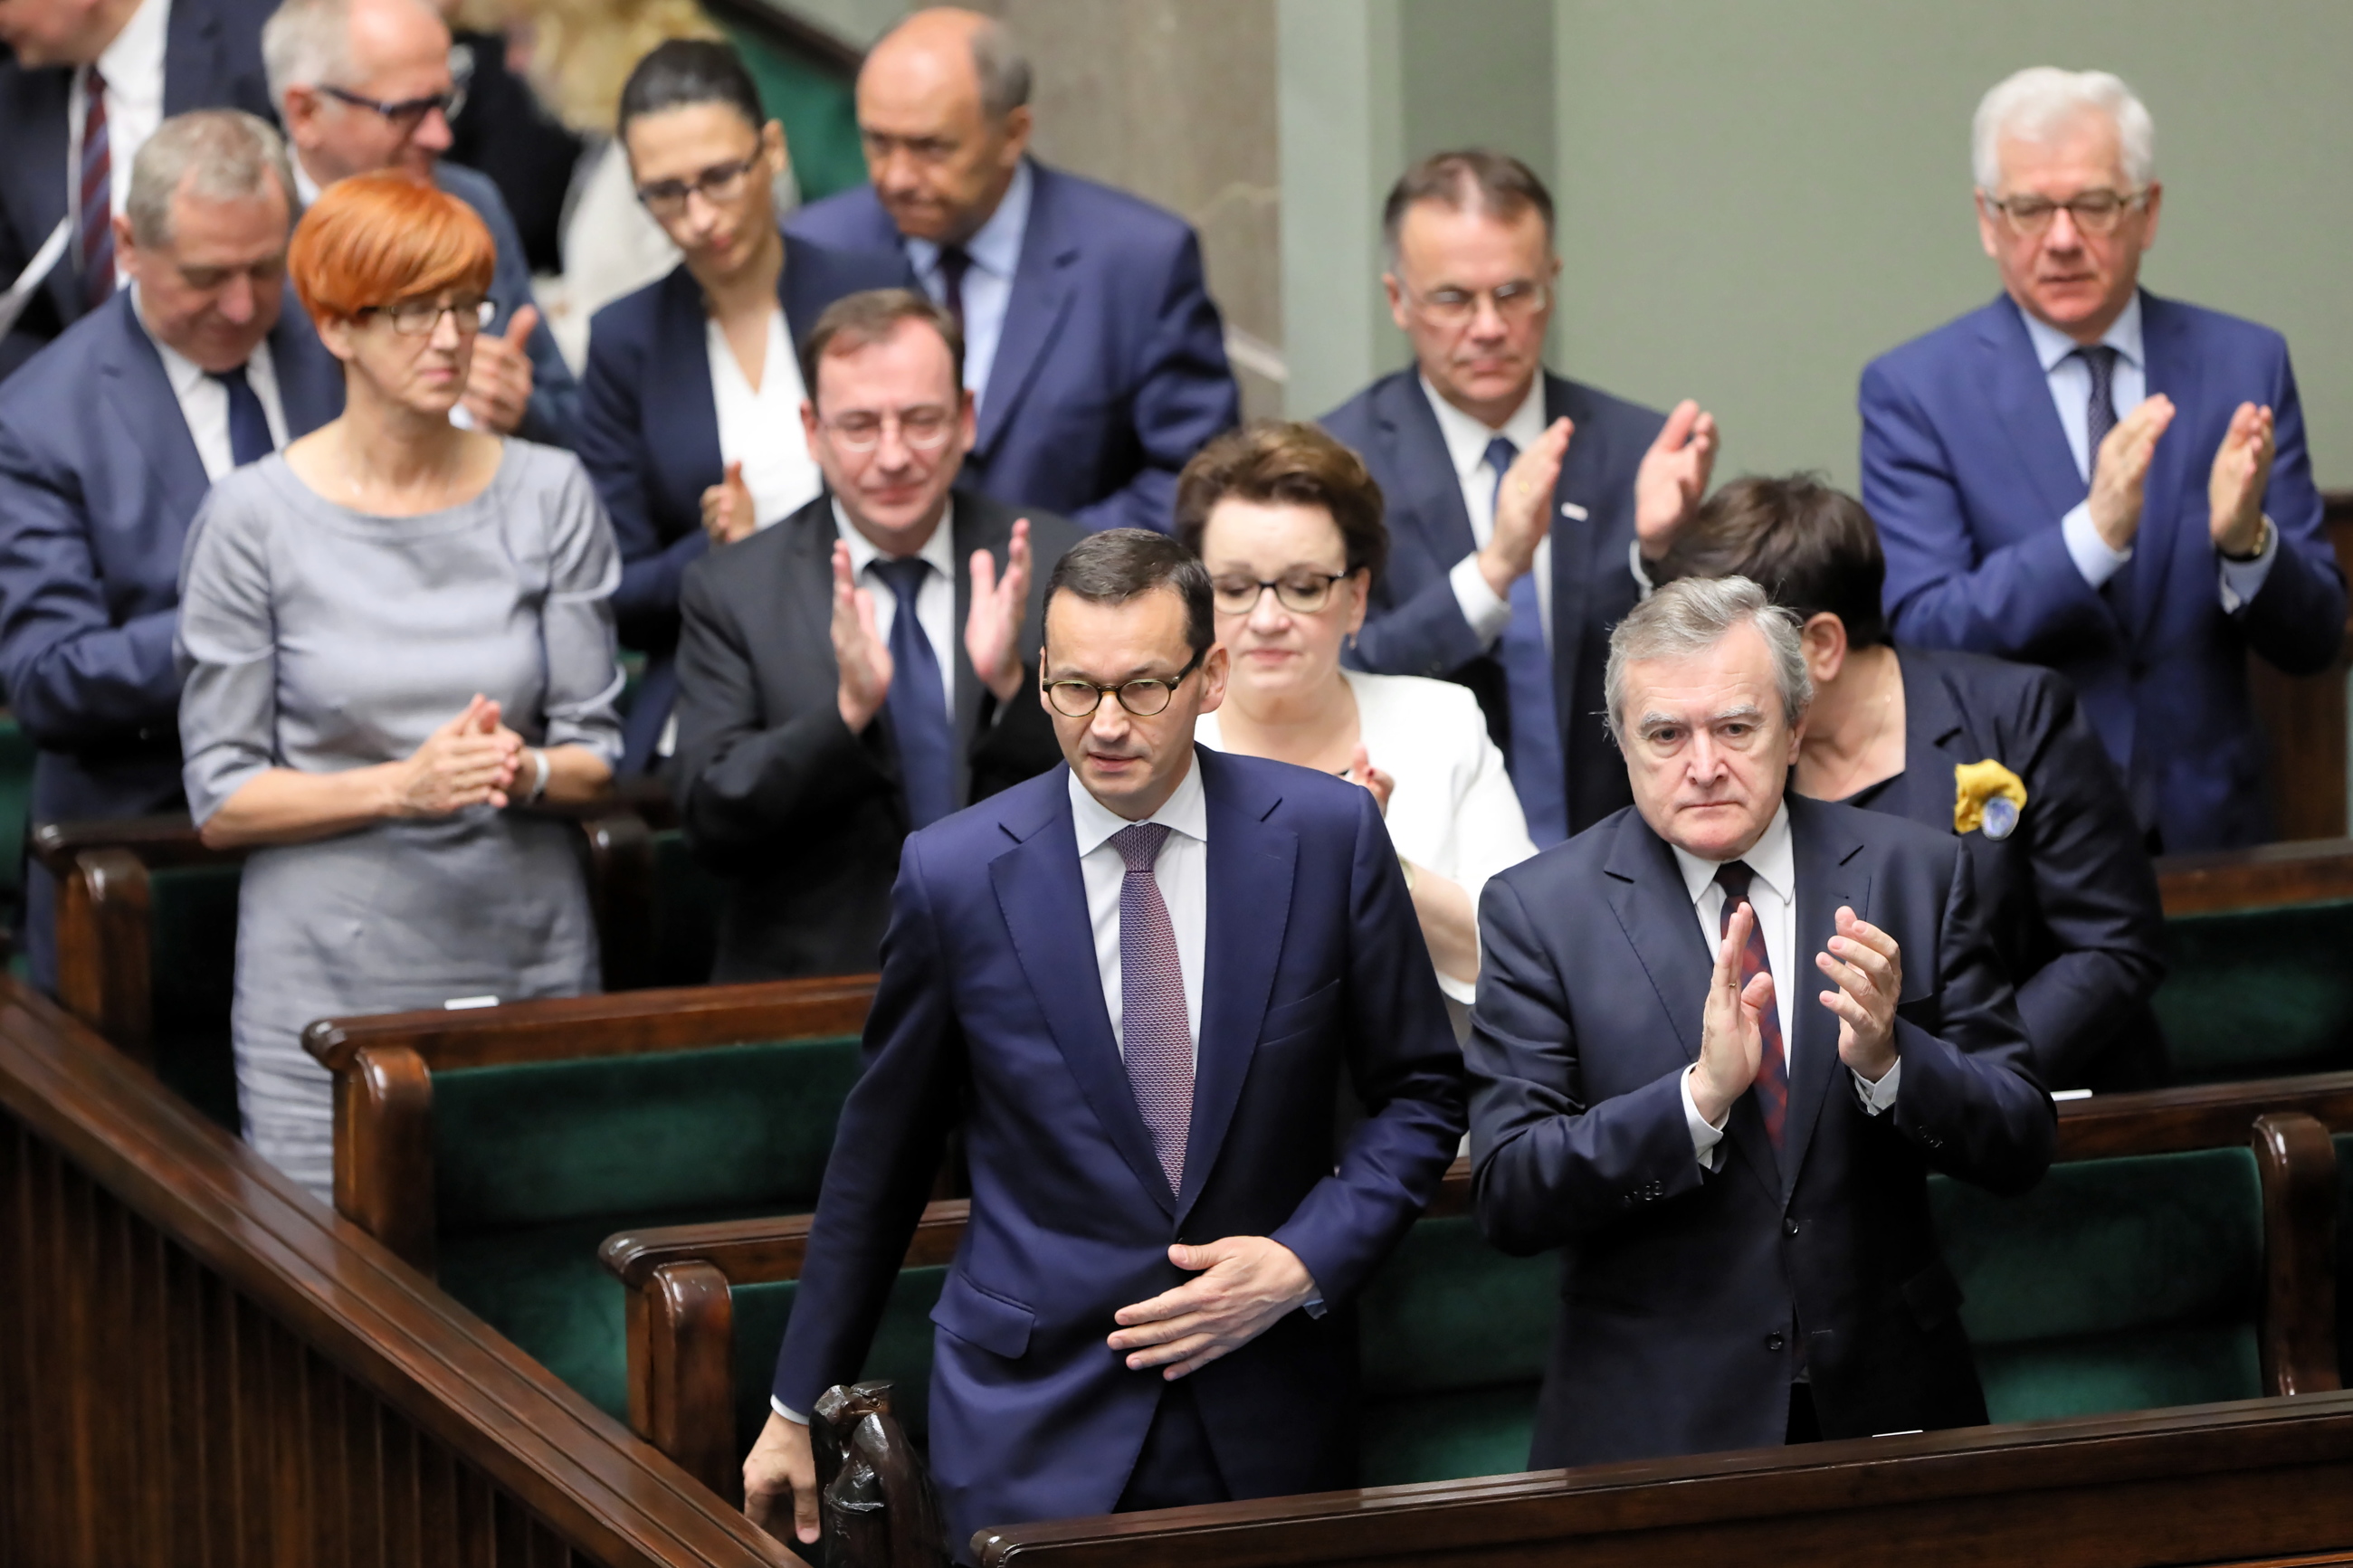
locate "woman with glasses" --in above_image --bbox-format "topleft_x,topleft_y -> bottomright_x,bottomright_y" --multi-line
577,39 -> 911,771
176,174 -> 625,1198
1177,422 -> 1535,1024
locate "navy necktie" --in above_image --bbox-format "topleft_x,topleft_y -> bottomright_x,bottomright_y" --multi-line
935,244 -> 972,335
1487,435 -> 1567,845
1112,822 -> 1190,1193
207,366 -> 275,467
872,556 -> 957,829
2079,344 -> 2120,458
1713,860 -> 1787,1148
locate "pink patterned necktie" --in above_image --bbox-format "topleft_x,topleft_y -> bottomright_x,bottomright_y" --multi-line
79,66 -> 115,311
1715,860 -> 1788,1148
1112,822 -> 1190,1193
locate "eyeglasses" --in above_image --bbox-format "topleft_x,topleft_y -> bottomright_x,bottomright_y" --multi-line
361,295 -> 496,337
820,407 -> 957,453
318,82 -> 465,134
1982,187 -> 2148,238
1043,649 -> 1205,718
1209,572 -> 1349,615
636,153 -> 763,215
1398,278 -> 1551,327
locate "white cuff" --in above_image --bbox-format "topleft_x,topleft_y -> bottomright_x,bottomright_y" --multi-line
1852,1056 -> 1901,1115
2218,513 -> 2281,613
771,1397 -> 808,1424
1681,1064 -> 1727,1170
1449,552 -> 1513,648
2061,502 -> 2132,588
1629,538 -> 1657,601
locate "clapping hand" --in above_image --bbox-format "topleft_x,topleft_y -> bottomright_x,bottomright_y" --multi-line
832,541 -> 892,732
1634,400 -> 1720,562
1341,742 -> 1394,816
394,694 -> 521,815
2086,395 -> 2176,551
1476,417 -> 1571,599
1817,906 -> 1901,1081
2208,402 -> 2276,557
963,517 -> 1032,703
461,304 -> 538,435
1690,899 -> 1771,1126
699,461 -> 758,547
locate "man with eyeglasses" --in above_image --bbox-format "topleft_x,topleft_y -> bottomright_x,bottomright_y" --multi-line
260,0 -> 577,447
1862,67 -> 2344,853
0,109 -> 341,993
1326,149 -> 1722,849
0,0 -> 276,377
742,525 -> 1463,1560
671,289 -> 1080,984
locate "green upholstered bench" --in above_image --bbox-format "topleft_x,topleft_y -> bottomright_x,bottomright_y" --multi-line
2154,841 -> 2353,1083
0,713 -> 35,959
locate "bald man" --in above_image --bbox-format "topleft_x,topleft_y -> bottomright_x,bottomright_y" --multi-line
788,7 -> 1239,535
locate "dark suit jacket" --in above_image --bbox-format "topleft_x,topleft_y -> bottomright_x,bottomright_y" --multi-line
1325,368 -> 1667,836
671,489 -> 1079,982
576,233 -> 911,768
433,160 -> 577,451
1862,290 -> 2346,851
0,289 -> 342,985
0,0 -> 277,377
1854,647 -> 2167,1090
774,748 -> 1464,1554
787,160 -> 1242,534
1467,794 -> 2054,1467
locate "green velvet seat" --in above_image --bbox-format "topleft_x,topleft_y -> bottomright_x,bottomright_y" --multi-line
725,1269 -> 950,1449
1930,1146 -> 2264,1424
147,861 -> 243,1131
2154,899 -> 2353,1082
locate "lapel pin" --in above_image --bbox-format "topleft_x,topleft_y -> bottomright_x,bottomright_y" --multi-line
1559,500 -> 1588,521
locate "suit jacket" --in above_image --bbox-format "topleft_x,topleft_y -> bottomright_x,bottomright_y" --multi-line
774,748 -> 1465,1553
432,160 -> 578,451
1326,368 -> 1668,837
576,233 -> 911,767
1854,647 -> 2167,1090
0,0 -> 277,377
1861,290 -> 2346,852
1467,794 -> 2054,1467
0,289 -> 343,985
787,160 -> 1242,534
671,489 -> 1079,982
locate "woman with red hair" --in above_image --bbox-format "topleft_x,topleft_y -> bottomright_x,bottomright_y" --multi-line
176,172 -> 624,1197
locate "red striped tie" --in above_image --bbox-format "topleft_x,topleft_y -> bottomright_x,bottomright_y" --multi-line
1715,860 -> 1787,1147
79,66 -> 115,311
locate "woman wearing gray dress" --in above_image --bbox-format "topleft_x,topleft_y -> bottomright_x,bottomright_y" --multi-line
177,172 -> 624,1198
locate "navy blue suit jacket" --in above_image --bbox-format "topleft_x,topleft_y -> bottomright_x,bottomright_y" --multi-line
576,233 -> 909,768
1862,291 -> 2346,851
0,289 -> 342,984
1467,794 -> 2053,1467
774,749 -> 1463,1554
1325,368 -> 1667,836
0,0 -> 277,377
787,161 -> 1241,534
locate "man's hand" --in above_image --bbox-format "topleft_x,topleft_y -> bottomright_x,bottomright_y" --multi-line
2086,394 -> 2176,552
1341,742 -> 1394,817
1691,899 -> 1770,1126
2208,401 -> 2277,557
1107,1237 -> 1315,1380
1634,399 -> 1720,562
832,541 -> 892,732
1476,416 -> 1571,600
461,303 -> 538,435
963,517 -> 1032,703
742,1410 -> 820,1546
1817,906 -> 1901,1081
700,460 -> 758,547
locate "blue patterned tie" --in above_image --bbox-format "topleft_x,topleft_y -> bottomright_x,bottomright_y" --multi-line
206,366 -> 275,466
79,66 -> 114,311
1112,822 -> 1190,1193
871,556 -> 957,830
1488,435 -> 1567,845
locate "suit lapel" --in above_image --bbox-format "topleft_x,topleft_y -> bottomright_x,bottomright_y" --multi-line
1381,374 -> 1481,567
948,494 -> 1011,805
99,299 -> 208,508
161,0 -> 224,113
973,165 -> 1077,461
2129,292 -> 2194,646
653,266 -> 726,511
1780,796 -> 1868,1193
1980,299 -> 2098,546
9,74 -> 76,328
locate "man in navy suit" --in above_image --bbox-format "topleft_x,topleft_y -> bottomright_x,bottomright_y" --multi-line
262,0 -> 577,447
742,530 -> 1462,1557
786,7 -> 1241,535
1468,575 -> 2053,1464
1326,150 -> 1720,847
0,109 -> 341,990
0,0 -> 276,376
1862,67 -> 2345,853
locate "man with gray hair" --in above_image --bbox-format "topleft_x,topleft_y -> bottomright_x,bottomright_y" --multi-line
1466,575 -> 2053,1465
0,108 -> 342,993
787,5 -> 1240,534
1861,66 -> 2344,853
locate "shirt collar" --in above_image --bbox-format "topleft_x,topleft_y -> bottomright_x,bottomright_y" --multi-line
1418,370 -> 1548,480
832,495 -> 958,583
130,282 -> 272,398
95,0 -> 168,100
905,157 -> 1034,279
1067,743 -> 1210,858
1670,798 -> 1795,908
2019,288 -> 2144,375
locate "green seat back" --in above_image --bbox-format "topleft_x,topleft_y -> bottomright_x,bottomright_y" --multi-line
720,21 -> 867,202
729,1268 -> 950,1456
651,828 -> 723,988
148,861 -> 243,1131
1930,1147 -> 2263,1423
2335,1133 -> 2353,1388
2155,899 -> 2353,1081
0,715 -> 34,907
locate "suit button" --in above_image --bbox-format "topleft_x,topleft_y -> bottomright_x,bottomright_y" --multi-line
1765,1333 -> 1786,1353
1783,1217 -> 1799,1237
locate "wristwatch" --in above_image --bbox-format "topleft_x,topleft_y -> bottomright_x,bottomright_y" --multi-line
2220,514 -> 2272,564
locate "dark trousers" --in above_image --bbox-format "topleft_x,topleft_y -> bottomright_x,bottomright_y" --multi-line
1115,1381 -> 1231,1513
1786,1383 -> 1821,1444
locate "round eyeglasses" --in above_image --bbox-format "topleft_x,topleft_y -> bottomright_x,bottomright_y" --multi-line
1043,650 -> 1205,718
636,152 -> 762,217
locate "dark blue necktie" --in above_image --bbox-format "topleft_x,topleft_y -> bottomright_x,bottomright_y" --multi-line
872,556 -> 957,830
1487,435 -> 1567,845
206,366 -> 275,467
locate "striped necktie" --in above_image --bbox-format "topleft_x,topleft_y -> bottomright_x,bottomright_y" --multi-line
1112,822 -> 1190,1193
79,65 -> 115,311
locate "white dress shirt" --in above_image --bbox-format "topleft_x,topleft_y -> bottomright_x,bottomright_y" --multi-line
831,498 -> 957,717
68,0 -> 169,290
906,159 -> 1033,415
135,290 -> 290,481
708,309 -> 822,528
1069,755 -> 1208,1062
2019,291 -> 2279,610
1670,803 -> 1900,1167
1423,372 -> 1550,650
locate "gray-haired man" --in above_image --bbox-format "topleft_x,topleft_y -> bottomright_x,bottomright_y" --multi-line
1463,575 -> 2054,1468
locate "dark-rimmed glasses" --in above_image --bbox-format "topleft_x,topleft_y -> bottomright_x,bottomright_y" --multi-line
360,295 -> 496,337
1982,187 -> 2148,238
1210,572 -> 1349,615
635,153 -> 763,216
1043,648 -> 1205,718
318,82 -> 465,134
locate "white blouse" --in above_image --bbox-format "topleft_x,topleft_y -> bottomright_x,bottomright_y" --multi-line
707,309 -> 824,529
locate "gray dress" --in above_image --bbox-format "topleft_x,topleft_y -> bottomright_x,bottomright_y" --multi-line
176,441 -> 624,1198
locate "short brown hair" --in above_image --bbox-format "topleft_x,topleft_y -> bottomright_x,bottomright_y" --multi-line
288,171 -> 495,325
797,288 -> 965,407
1045,528 -> 1215,660
1172,421 -> 1388,586
1382,148 -> 1555,259
1654,473 -> 1891,649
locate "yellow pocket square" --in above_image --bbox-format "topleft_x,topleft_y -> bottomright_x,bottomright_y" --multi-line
1954,759 -> 2027,840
